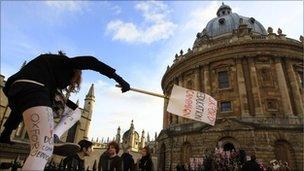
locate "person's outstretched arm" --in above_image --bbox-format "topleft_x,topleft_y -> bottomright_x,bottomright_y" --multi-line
69,56 -> 130,92
69,56 -> 116,77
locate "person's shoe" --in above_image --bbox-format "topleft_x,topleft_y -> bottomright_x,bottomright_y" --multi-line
0,131 -> 15,145
53,143 -> 81,156
53,135 -> 80,156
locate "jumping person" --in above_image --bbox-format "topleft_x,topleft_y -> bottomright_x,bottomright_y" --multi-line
0,51 -> 130,170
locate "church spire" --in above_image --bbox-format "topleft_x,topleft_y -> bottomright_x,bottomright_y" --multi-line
86,84 -> 95,99
116,126 -> 121,143
147,132 -> 150,142
83,84 -> 95,139
140,130 -> 145,149
20,60 -> 27,70
130,120 -> 134,132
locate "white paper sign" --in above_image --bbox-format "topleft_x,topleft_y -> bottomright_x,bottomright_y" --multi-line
167,85 -> 217,126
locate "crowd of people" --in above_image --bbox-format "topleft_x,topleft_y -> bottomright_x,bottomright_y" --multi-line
176,148 -> 291,171
62,140 -> 154,171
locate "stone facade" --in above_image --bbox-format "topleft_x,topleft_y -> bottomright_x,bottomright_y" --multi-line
157,4 -> 303,171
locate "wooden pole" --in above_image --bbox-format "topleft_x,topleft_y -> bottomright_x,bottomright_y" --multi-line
115,85 -> 169,99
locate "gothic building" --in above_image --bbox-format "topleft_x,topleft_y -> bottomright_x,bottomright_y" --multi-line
0,73 -> 95,163
117,120 -> 146,152
157,4 -> 303,170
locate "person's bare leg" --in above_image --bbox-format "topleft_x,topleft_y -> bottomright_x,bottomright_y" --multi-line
22,106 -> 54,170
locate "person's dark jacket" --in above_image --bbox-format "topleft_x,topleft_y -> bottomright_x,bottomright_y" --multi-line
63,154 -> 85,171
3,54 -> 116,101
121,152 -> 134,171
138,155 -> 153,171
242,159 -> 260,171
98,151 -> 109,171
98,152 -> 122,171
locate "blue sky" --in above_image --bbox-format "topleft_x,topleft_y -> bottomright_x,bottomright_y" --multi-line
1,1 -> 303,141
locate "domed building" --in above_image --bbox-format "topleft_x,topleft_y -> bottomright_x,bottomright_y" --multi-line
157,3 -> 303,170
121,120 -> 145,152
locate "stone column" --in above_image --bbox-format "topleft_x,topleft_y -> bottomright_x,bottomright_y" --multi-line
163,97 -> 169,128
203,65 -> 211,94
236,58 -> 250,117
194,67 -> 201,91
248,58 -> 263,116
274,59 -> 293,116
286,61 -> 303,115
178,76 -> 185,124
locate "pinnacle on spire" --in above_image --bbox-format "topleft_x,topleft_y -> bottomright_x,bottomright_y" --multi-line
20,60 -> 27,70
130,120 -> 134,129
216,3 -> 232,17
147,133 -> 150,142
86,84 -> 95,98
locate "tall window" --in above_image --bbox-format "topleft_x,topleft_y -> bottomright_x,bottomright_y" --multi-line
266,99 -> 278,111
259,68 -> 273,86
218,71 -> 229,89
220,101 -> 232,112
186,80 -> 193,89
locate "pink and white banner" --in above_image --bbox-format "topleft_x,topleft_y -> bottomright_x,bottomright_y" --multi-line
167,85 -> 217,126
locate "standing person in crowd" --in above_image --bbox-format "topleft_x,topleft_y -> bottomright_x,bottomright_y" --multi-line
137,146 -> 153,171
98,141 -> 122,171
63,139 -> 93,171
0,51 -> 130,170
242,155 -> 260,171
98,147 -> 109,171
121,146 -> 135,171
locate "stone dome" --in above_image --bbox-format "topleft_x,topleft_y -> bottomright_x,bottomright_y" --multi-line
202,3 -> 267,38
122,120 -> 139,139
123,129 -> 139,139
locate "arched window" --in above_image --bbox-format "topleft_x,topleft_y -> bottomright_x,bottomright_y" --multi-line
223,142 -> 235,151
66,121 -> 80,143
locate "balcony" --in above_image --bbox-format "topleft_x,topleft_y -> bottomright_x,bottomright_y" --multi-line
237,116 -> 303,126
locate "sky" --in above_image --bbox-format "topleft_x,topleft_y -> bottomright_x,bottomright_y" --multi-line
1,1 -> 303,142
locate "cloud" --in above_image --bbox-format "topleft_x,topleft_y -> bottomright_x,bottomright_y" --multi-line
106,1 -> 176,44
110,5 -> 122,15
184,1 -> 220,32
45,1 -> 88,13
107,20 -> 140,42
